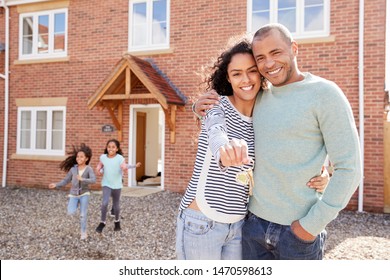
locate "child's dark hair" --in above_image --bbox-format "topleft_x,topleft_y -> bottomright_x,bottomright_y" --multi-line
59,143 -> 92,172
204,34 -> 267,96
104,139 -> 123,155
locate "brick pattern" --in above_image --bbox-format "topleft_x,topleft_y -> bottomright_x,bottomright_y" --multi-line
0,0 -> 386,212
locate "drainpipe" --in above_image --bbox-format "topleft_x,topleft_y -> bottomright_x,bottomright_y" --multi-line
358,0 -> 365,212
1,0 -> 9,187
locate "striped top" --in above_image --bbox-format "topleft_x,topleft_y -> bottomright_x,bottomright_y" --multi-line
179,96 -> 255,223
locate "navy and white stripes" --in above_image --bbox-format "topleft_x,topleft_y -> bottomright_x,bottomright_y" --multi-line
179,96 -> 255,223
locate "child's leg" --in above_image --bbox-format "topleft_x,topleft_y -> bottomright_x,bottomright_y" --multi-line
79,195 -> 90,234
111,189 -> 122,221
67,197 -> 79,216
100,186 -> 112,222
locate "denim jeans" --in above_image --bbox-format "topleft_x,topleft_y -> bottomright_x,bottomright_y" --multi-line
242,212 -> 327,260
67,194 -> 90,234
175,208 -> 244,260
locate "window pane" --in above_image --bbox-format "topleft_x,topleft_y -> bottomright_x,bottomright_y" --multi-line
253,0 -> 270,10
279,0 -> 296,9
36,111 -> 47,129
278,11 -> 296,32
153,0 -> 166,22
54,33 -> 65,52
133,3 -> 147,24
36,131 -> 46,149
252,13 -> 270,31
20,131 -> 31,149
278,0 -> 296,32
152,0 -> 167,45
52,111 -> 63,129
152,22 -> 166,44
20,111 -> 31,149
252,0 -> 270,31
54,13 -> 65,33
132,3 -> 147,46
133,25 -> 147,46
54,13 -> 65,52
21,111 -> 31,129
22,17 -> 33,55
36,111 -> 47,149
305,6 -> 323,31
306,0 -> 323,5
38,15 -> 49,54
51,131 -> 63,150
51,111 -> 63,150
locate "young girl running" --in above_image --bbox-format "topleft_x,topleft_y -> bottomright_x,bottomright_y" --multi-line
49,143 -> 96,240
95,139 -> 128,233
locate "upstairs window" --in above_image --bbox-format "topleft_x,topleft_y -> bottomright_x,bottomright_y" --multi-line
129,0 -> 170,51
249,0 -> 329,39
19,8 -> 68,60
17,106 -> 66,156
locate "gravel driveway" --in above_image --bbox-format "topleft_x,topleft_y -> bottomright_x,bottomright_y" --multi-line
0,186 -> 389,260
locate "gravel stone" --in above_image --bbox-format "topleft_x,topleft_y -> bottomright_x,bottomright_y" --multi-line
0,186 -> 389,260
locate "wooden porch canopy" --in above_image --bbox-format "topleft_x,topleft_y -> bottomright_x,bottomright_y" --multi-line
87,54 -> 187,143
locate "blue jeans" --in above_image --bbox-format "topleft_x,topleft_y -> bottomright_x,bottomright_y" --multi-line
242,212 -> 327,260
67,194 -> 90,234
175,208 -> 244,260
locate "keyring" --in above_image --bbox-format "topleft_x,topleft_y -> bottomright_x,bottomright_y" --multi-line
235,159 -> 254,196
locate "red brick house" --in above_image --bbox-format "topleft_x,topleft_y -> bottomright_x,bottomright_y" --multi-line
0,0 -> 388,213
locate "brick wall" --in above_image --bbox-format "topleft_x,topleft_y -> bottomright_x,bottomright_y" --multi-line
0,0 -> 386,212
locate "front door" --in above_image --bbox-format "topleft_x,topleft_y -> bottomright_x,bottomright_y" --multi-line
128,105 -> 164,188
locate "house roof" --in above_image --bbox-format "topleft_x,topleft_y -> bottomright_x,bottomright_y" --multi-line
87,54 -> 187,110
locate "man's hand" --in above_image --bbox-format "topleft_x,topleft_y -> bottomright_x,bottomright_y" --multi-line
219,139 -> 251,167
291,220 -> 316,241
193,90 -> 220,117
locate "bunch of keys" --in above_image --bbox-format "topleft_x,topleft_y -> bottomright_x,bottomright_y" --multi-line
235,166 -> 254,196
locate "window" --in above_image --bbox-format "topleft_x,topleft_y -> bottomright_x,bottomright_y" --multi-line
17,107 -> 66,156
19,8 -> 68,60
129,0 -> 170,51
248,0 -> 329,39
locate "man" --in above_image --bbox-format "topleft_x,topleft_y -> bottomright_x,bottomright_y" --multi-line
193,23 -> 362,260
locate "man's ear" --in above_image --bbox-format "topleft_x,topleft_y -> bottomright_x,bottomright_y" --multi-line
291,41 -> 298,56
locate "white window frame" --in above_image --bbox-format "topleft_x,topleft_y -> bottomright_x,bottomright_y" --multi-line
16,106 -> 66,156
247,0 -> 330,39
128,0 -> 170,51
18,8 -> 68,60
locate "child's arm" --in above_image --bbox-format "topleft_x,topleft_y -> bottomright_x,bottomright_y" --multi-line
120,160 -> 128,172
48,170 -> 72,189
127,162 -> 142,169
96,161 -> 104,175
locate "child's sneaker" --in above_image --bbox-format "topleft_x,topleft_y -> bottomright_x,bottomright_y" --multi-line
80,232 -> 88,240
95,222 -> 106,233
114,221 -> 121,231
